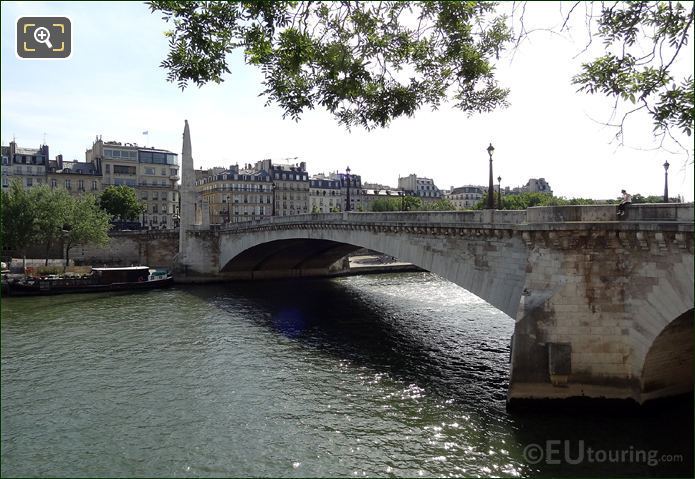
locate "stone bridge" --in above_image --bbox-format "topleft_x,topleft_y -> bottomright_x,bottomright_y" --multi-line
177,203 -> 694,407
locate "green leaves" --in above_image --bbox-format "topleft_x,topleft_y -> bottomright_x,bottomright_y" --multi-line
572,1 -> 694,138
64,195 -> 111,263
148,1 -> 512,129
0,182 -> 112,263
99,185 -> 145,221
1,180 -> 36,254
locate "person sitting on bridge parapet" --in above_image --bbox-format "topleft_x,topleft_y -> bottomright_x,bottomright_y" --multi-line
617,189 -> 632,217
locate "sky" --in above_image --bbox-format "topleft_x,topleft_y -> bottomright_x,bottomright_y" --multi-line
2,1 -> 693,201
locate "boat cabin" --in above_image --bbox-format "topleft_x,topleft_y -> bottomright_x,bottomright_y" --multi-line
92,266 -> 151,284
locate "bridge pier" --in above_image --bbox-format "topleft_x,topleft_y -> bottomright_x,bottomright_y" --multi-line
508,225 -> 693,407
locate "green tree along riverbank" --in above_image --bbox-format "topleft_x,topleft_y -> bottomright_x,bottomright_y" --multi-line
1,180 -> 111,267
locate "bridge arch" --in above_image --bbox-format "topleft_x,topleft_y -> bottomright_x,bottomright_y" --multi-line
217,227 -> 528,318
640,308 -> 694,402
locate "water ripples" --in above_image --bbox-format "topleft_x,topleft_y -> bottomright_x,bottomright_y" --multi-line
2,273 -> 692,477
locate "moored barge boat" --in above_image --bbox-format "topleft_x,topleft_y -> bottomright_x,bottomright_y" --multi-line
1,266 -> 173,297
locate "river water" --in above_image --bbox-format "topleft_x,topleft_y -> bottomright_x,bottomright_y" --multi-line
1,273 -> 692,477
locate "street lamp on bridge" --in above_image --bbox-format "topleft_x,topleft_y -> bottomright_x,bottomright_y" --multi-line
486,143 -> 495,209
497,175 -> 502,210
272,182 -> 277,216
345,166 -> 351,212
663,160 -> 670,203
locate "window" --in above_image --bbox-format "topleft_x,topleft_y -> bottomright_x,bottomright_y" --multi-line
1,156 -> 8,165
170,168 -> 177,176
78,180 -> 84,190
26,177 -> 32,187
2,177 -> 8,187
112,150 -> 121,158
144,167 -> 155,175
92,181 -> 98,190
141,191 -> 148,200
51,179 -> 57,188
27,166 -> 33,174
105,164 -> 110,174
114,165 -> 136,175
152,192 -> 158,200
152,205 -> 158,214
15,166 -> 22,174
65,179 -> 71,189
161,168 -> 166,176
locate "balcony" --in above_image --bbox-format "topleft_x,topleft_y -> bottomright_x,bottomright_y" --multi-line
170,175 -> 180,181
138,182 -> 174,189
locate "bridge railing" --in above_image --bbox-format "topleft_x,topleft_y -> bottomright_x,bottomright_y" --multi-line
214,210 -> 529,231
527,203 -> 694,223
207,203 -> 694,233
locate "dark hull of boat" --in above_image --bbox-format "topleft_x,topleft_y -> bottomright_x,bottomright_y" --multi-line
1,277 -> 174,297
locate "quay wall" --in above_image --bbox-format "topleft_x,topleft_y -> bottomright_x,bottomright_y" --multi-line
71,230 -> 179,268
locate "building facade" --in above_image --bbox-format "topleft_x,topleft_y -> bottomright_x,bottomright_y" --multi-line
86,137 -> 180,228
47,155 -> 101,195
447,185 -> 485,209
267,160 -> 310,216
1,141 -> 49,190
309,178 -> 342,213
508,178 -> 553,196
397,174 -> 442,200
196,164 -> 273,224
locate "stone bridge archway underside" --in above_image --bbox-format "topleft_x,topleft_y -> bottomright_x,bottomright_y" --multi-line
217,228 -> 528,320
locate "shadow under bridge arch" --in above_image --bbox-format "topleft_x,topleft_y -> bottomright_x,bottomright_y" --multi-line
220,239 -> 363,280
217,232 -> 527,319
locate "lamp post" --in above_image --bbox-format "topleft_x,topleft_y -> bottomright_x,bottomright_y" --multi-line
663,160 -> 669,203
345,166 -> 351,212
272,182 -> 277,216
497,175 -> 502,209
486,143 -> 495,209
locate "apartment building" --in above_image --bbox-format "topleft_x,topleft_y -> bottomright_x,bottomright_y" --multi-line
447,185 -> 485,209
397,173 -> 442,200
46,155 -> 101,195
196,163 -> 273,224
86,137 -> 180,228
1,141 -> 48,189
309,177 -> 342,213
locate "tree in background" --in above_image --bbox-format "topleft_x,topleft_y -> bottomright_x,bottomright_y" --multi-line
99,185 -> 145,222
30,186 -> 73,266
423,198 -> 456,211
63,194 -> 111,267
1,180 -> 36,270
1,183 -> 113,270
474,192 -> 570,210
370,197 -> 402,212
369,196 -> 426,211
